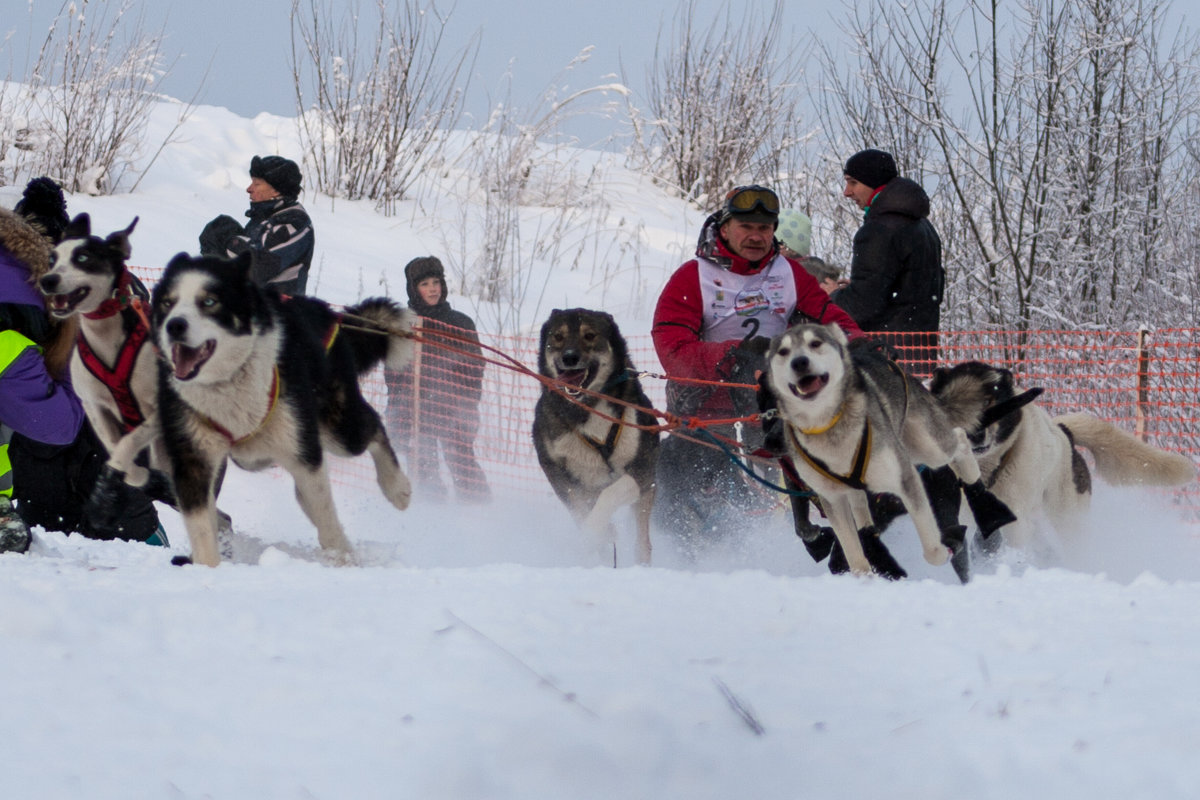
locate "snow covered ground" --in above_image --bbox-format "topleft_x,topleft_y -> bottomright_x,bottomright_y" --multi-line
1,99 -> 1199,799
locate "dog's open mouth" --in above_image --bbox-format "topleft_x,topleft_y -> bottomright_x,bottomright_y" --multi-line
788,373 -> 829,399
554,366 -> 594,396
170,340 -> 216,381
44,287 -> 91,317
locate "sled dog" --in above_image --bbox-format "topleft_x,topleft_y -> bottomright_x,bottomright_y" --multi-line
532,308 -> 659,565
929,360 -> 1197,547
151,251 -> 416,566
38,213 -> 170,494
763,323 -> 1015,580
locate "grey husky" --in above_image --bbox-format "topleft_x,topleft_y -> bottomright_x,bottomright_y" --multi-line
930,360 -> 1196,548
764,323 -> 1015,581
532,308 -> 659,565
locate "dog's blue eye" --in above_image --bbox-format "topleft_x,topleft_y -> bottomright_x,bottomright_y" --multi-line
201,297 -> 216,308
75,253 -> 89,264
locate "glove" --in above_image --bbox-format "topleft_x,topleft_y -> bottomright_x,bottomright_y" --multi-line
199,214 -> 244,255
739,335 -> 771,357
728,336 -> 771,382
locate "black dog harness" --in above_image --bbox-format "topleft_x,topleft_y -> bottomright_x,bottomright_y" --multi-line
785,412 -> 873,491
577,422 -> 624,468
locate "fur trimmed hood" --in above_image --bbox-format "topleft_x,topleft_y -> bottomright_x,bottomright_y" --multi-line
0,206 -> 54,281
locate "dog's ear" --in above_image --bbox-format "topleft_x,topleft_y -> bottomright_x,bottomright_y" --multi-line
163,252 -> 192,277
62,212 -> 90,240
826,323 -> 850,347
978,387 -> 1044,428
104,216 -> 138,260
928,366 -> 950,393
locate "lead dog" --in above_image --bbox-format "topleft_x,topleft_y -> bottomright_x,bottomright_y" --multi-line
764,323 -> 1014,581
151,251 -> 416,566
532,308 -> 659,565
930,360 -> 1197,547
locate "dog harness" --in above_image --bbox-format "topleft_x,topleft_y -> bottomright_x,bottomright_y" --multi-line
193,317 -> 335,446
577,421 -> 624,468
199,366 -> 282,445
785,417 -> 873,491
77,274 -> 152,433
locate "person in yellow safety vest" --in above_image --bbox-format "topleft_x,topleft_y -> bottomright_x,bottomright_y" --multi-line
0,181 -> 165,553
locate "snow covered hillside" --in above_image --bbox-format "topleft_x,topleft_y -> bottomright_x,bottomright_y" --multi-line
1,100 -> 1199,799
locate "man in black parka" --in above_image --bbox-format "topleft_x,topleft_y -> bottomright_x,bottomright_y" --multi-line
384,257 -> 490,503
831,148 -> 944,375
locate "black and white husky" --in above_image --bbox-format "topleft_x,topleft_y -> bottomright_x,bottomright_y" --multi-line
151,252 -> 415,566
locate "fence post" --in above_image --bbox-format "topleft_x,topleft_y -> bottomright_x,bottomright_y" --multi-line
1135,326 -> 1150,441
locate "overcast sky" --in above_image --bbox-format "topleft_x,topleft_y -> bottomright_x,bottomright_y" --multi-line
5,0 -> 822,142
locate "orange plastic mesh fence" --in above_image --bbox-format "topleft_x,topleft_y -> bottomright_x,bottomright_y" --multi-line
127,267 -> 1200,514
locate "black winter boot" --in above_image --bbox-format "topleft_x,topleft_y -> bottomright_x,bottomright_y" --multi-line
961,480 -> 1016,539
0,496 -> 31,554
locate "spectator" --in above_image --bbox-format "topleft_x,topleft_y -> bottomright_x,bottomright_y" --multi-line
0,179 -> 164,551
385,257 -> 490,503
651,184 -> 861,547
830,148 -> 944,375
799,256 -> 844,295
775,208 -> 812,258
199,155 -> 314,296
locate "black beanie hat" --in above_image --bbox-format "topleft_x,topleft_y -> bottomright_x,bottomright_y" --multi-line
14,176 -> 69,243
843,149 -> 898,189
249,155 -> 303,197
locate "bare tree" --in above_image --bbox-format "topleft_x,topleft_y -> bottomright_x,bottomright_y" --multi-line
810,0 -> 1200,331
626,0 -> 805,207
426,51 -> 644,333
289,0 -> 476,214
5,0 -> 179,194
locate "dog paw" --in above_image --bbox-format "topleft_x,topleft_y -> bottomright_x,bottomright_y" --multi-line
124,463 -> 150,488
923,543 -> 951,566
386,474 -> 412,511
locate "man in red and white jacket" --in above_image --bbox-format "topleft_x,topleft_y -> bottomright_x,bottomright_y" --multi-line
651,185 -> 861,548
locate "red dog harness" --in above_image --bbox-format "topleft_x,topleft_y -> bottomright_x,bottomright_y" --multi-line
77,274 -> 152,433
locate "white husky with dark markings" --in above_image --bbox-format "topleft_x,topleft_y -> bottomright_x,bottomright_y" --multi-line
151,251 -> 416,567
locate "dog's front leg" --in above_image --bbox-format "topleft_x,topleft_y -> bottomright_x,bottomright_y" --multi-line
105,414 -> 162,487
897,467 -> 950,567
289,463 -> 357,565
824,495 -> 872,576
582,474 -> 640,565
175,459 -> 224,567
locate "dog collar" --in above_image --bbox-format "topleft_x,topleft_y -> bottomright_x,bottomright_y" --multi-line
797,404 -> 844,435
83,272 -> 137,320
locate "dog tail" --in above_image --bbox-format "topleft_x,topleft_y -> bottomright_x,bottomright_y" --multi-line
341,297 -> 416,374
1055,412 -> 1197,487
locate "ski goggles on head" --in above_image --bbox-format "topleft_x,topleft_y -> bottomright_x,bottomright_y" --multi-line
724,185 -> 780,217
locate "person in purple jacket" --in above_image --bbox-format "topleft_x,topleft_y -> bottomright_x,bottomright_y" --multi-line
0,179 -> 164,552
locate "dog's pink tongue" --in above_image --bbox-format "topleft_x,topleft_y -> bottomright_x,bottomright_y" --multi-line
558,369 -> 586,387
798,374 -> 828,396
171,341 -> 211,380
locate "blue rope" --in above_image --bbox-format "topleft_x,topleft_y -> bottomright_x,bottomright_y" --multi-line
692,428 -> 815,498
